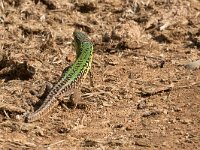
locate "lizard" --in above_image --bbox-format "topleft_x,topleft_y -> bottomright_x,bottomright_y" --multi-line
25,31 -> 93,122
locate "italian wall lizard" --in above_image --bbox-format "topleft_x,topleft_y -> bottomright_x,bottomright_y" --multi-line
25,31 -> 93,122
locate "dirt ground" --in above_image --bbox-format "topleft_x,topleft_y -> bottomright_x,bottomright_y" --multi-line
0,0 -> 200,149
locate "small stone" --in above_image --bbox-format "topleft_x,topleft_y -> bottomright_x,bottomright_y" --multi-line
173,107 -> 182,112
126,124 -> 134,131
162,141 -> 167,146
168,118 -> 176,124
180,119 -> 192,124
163,109 -> 168,114
135,140 -> 150,147
24,142 -> 37,147
137,100 -> 146,109
16,115 -> 22,120
102,101 -> 112,107
35,126 -> 45,136
185,59 -> 200,70
142,110 -> 159,117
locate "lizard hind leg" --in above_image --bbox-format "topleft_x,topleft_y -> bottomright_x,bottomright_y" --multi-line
61,88 -> 80,109
61,89 -> 87,110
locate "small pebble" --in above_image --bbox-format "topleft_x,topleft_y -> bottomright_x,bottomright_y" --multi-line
185,59 -> 200,70
137,100 -> 146,109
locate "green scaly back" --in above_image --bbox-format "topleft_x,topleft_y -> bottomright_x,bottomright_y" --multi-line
62,31 -> 93,85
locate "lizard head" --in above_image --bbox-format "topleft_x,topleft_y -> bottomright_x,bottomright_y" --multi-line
73,31 -> 93,57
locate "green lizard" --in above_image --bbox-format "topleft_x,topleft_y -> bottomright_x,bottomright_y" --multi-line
25,31 -> 93,122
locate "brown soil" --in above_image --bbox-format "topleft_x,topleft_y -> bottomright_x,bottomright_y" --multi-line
0,0 -> 200,149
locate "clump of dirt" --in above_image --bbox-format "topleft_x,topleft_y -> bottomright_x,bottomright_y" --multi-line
0,0 -> 199,149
